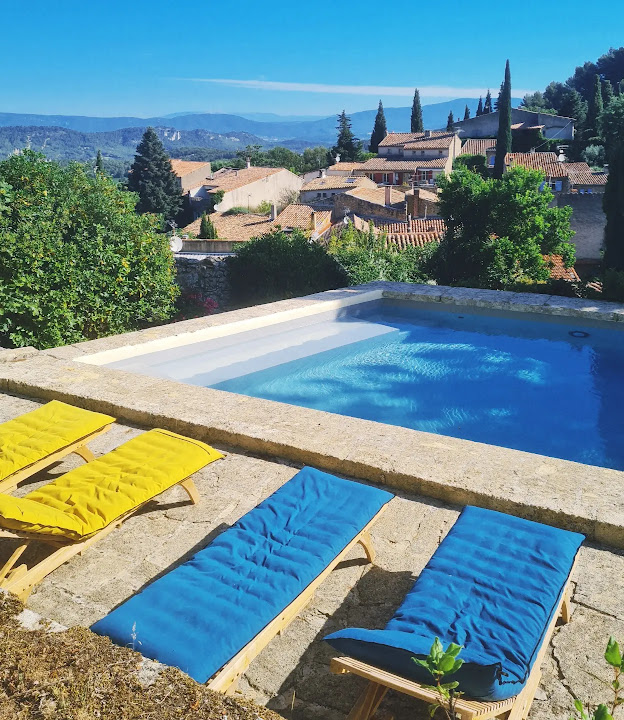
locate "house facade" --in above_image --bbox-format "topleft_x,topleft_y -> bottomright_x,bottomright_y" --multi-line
170,160 -> 213,193
299,174 -> 376,204
453,108 -> 575,140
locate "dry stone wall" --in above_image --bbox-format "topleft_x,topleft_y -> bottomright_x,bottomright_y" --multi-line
174,254 -> 231,309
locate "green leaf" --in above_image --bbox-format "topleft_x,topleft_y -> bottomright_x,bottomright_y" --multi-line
445,643 -> 463,657
605,637 -> 622,668
440,681 -> 460,690
574,699 -> 584,712
592,703 -> 614,720
412,658 -> 430,670
431,637 -> 444,663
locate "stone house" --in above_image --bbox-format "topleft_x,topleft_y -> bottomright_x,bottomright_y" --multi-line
299,174 -> 376,204
453,107 -> 575,140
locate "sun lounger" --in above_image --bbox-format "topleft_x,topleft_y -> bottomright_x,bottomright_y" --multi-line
91,466 -> 394,693
0,429 -> 223,600
324,506 -> 584,720
0,400 -> 116,493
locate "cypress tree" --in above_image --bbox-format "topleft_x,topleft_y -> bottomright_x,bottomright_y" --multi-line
411,88 -> 424,132
494,81 -> 505,111
463,104 -> 470,120
483,90 -> 493,114
332,111 -> 362,162
493,60 -> 512,180
127,127 -> 182,219
585,74 -> 604,140
199,212 -> 217,239
476,96 -> 484,116
369,100 -> 388,153
602,79 -> 614,107
603,142 -> 624,271
446,111 -> 455,131
95,149 -> 103,174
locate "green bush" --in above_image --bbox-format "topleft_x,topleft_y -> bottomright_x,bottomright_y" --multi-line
0,151 -> 178,349
602,269 -> 624,302
226,229 -> 347,306
328,222 -> 436,285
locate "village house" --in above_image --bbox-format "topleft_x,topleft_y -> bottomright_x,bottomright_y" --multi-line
453,107 -> 575,140
357,131 -> 461,186
326,161 -> 367,176
460,138 -> 497,168
299,173 -> 375,204
170,159 -> 213,193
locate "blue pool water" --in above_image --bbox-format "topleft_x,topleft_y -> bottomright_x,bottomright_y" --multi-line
210,303 -> 624,470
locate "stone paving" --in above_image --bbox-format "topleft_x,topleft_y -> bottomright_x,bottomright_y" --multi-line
1,392 -> 623,720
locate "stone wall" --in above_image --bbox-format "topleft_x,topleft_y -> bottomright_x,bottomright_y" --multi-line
174,254 -> 231,309
557,194 -> 605,261
333,192 -> 406,222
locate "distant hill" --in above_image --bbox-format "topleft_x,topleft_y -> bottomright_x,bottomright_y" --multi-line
0,98 -> 522,147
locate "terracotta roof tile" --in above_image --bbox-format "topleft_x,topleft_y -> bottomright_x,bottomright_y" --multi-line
403,134 -> 456,150
274,204 -> 332,231
170,159 -> 212,177
327,162 -> 367,173
378,131 -> 451,147
505,152 -> 567,177
345,186 -> 406,207
301,175 -> 374,191
183,212 -> 273,242
460,138 -> 497,156
385,233 -> 441,249
543,255 -> 580,281
564,162 -> 608,186
378,218 -> 447,234
361,157 -> 448,171
203,166 -> 285,193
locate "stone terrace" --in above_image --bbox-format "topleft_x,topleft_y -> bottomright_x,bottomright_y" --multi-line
1,393 -> 623,720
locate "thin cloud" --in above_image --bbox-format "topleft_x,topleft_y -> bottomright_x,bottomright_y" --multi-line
189,78 -> 535,97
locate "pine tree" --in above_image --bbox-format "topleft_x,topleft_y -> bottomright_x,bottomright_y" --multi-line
602,78 -> 614,107
494,81 -> 505,111
494,60 -> 513,180
127,127 -> 182,219
585,74 -> 604,140
464,104 -> 470,120
483,90 -> 493,114
199,212 -> 217,239
411,88 -> 424,132
603,142 -> 624,271
332,111 -> 362,162
446,111 -> 455,131
95,149 -> 103,174
476,96 -> 484,116
369,100 -> 388,153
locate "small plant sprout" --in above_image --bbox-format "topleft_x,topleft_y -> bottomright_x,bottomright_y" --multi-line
412,637 -> 464,719
571,636 -> 624,720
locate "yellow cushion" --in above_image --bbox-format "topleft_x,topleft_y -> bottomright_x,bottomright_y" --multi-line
0,429 -> 223,541
0,400 -> 115,482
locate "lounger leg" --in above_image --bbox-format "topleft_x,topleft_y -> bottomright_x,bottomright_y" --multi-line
0,543 -> 29,582
506,668 -> 541,720
347,681 -> 388,720
357,530 -> 376,564
74,445 -> 96,463
180,478 -> 200,505
560,586 -> 572,624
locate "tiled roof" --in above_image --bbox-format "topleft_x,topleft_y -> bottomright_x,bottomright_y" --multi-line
327,161 -> 367,173
361,157 -> 448,171
460,138 -> 497,156
378,131 -> 450,147
203,166 -> 284,193
414,187 -> 439,204
385,233 -> 442,249
170,159 -> 212,177
345,186 -> 406,207
301,175 -> 373,191
183,212 -> 273,242
543,255 -> 580,281
505,152 -> 568,177
274,204 -> 332,231
403,134 -> 456,150
565,162 -> 608,186
379,218 -> 447,235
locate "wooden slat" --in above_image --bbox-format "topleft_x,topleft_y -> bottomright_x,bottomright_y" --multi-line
0,425 -> 111,493
207,505 -> 388,694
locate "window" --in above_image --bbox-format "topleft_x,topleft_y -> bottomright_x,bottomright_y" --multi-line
421,150 -> 425,155
382,173 -> 389,183
316,192 -> 322,198
438,150 -> 443,155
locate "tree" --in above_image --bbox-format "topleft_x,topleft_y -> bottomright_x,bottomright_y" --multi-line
199,212 -> 217,239
494,60 -> 512,179
332,111 -> 362,162
369,100 -> 388,153
454,153 -> 488,177
521,91 -> 548,111
127,127 -> 182,220
483,90 -> 493,114
476,96 -> 484,116
446,111 -> 455,131
603,143 -> 624,271
411,88 -> 424,132
585,74 -> 605,141
602,79 -> 615,107
95,149 -> 103,174
463,105 -> 470,120
0,151 -> 178,349
602,96 -> 624,158
494,81 -> 505,111
433,166 -> 575,289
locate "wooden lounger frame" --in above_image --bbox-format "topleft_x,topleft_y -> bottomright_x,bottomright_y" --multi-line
207,504 -> 388,695
0,477 -> 200,602
331,574 -> 574,720
0,425 -> 112,494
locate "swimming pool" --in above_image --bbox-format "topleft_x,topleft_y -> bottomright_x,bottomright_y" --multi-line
105,300 -> 624,470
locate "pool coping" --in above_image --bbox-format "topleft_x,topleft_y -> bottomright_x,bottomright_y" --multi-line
2,282 -> 624,548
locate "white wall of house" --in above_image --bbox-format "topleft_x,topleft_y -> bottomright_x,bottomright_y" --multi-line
300,187 -> 353,203
177,164 -> 212,192
214,170 -> 303,212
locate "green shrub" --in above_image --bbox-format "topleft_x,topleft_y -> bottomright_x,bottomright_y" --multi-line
602,269 -> 624,302
0,151 -> 178,349
226,229 -> 347,306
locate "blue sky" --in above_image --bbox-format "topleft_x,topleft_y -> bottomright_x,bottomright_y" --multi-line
2,0 -> 622,118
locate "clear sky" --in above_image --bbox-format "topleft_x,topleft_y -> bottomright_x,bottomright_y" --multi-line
2,0 -> 622,118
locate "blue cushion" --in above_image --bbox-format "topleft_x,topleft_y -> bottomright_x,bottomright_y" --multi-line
324,506 -> 584,701
91,466 -> 393,683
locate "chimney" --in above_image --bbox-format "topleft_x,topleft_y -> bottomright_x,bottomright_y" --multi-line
270,204 -> 277,221
310,211 -> 317,231
385,185 -> 391,206
321,168 -> 326,178
246,156 -> 251,169
335,153 -> 341,163
424,130 -> 431,138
